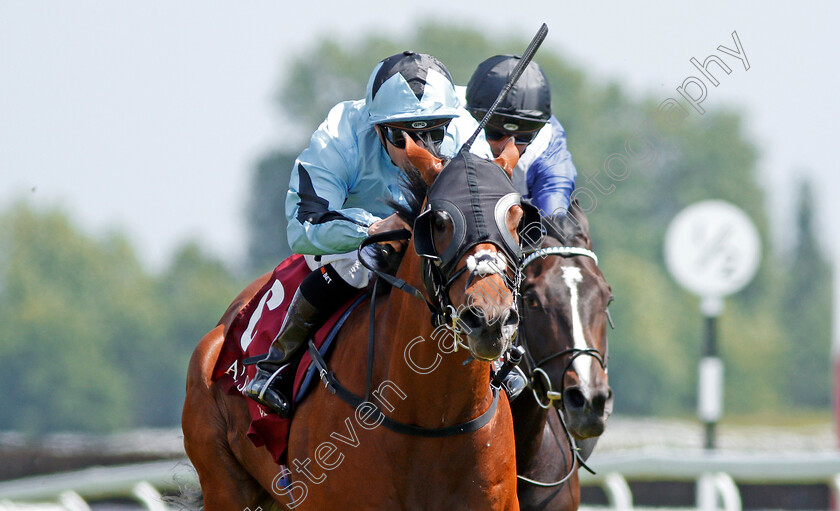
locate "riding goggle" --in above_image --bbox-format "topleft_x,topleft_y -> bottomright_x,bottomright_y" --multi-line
484,127 -> 541,145
482,114 -> 547,145
381,120 -> 451,150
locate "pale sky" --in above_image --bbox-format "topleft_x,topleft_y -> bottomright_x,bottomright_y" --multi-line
2,2 -> 837,298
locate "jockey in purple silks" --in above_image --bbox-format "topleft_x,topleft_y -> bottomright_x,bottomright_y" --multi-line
464,55 -> 578,220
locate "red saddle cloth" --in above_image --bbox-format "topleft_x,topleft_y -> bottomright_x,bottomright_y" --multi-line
212,254 -> 362,465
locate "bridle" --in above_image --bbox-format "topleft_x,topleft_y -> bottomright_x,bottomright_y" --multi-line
420,241 -> 522,332
518,245 -> 611,408
307,227 -> 522,438
515,245 -> 613,486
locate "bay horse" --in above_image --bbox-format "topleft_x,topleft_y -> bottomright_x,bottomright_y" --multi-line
512,204 -> 614,510
183,138 -> 538,510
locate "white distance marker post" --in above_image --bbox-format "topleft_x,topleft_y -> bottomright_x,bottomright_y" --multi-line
664,200 -> 761,449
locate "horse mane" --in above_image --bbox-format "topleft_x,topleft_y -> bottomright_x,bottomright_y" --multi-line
364,168 -> 429,280
542,201 -> 592,249
385,167 -> 429,225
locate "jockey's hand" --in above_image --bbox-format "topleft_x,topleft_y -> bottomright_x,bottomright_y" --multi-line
368,213 -> 412,253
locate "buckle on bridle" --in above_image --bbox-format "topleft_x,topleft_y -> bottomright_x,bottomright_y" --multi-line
531,367 -> 562,409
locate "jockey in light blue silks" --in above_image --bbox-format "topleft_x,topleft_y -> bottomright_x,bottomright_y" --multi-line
464,55 -> 578,220
245,51 -> 493,417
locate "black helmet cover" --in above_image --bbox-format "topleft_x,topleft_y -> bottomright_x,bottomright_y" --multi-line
466,54 -> 551,125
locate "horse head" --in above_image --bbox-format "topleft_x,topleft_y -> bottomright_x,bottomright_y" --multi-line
519,203 -> 614,439
404,136 -> 539,361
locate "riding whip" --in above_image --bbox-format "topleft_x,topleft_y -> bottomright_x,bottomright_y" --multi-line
463,23 -> 549,150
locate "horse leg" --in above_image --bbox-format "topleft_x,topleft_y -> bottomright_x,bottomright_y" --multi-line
183,325 -> 280,510
189,443 -> 277,511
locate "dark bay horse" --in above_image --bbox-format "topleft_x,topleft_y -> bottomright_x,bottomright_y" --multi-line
183,139 -> 534,510
513,204 -> 614,510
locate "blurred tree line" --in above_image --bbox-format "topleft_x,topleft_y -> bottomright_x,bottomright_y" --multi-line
0,24 -> 831,432
0,205 -> 242,432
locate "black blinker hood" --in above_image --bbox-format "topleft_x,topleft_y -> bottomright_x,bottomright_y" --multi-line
414,147 -> 542,275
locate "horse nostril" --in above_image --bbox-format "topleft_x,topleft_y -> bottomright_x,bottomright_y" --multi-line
461,304 -> 517,330
590,387 -> 612,414
459,306 -> 484,332
564,388 -> 586,410
591,393 -> 606,413
503,307 -> 519,328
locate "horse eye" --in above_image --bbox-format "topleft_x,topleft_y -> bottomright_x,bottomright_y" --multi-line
433,210 -> 450,232
523,293 -> 539,308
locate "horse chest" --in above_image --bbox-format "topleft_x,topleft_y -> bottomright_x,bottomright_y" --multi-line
286,405 -> 517,510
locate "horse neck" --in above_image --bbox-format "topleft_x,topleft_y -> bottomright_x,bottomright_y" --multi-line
377,249 -> 494,427
514,243 -> 563,464
510,389 -> 551,466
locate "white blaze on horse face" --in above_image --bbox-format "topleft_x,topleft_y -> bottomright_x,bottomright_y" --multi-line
561,266 -> 592,391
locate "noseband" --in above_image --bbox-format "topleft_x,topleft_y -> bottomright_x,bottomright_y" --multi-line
421,247 -> 520,335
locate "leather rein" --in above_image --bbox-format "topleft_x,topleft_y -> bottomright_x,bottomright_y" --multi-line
308,229 -> 510,438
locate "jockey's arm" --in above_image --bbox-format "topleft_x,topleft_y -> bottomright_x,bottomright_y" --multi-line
285,115 -> 383,255
526,117 -> 578,217
285,160 -> 382,255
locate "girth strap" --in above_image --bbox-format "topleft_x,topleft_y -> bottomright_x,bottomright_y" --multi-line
307,341 -> 500,438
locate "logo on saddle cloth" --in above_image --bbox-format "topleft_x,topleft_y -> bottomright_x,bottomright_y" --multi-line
213,255 -> 309,395
240,280 -> 286,352
212,254 -> 364,464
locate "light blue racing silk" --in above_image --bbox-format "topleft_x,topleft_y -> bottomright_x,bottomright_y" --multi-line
512,116 -> 577,217
286,99 -> 493,255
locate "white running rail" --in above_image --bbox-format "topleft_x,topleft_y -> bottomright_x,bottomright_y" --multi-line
0,460 -> 196,510
579,448 -> 840,510
2,450 -> 840,510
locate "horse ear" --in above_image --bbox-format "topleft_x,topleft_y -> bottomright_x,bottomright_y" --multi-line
568,200 -> 593,249
405,132 -> 443,185
493,138 -> 519,178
